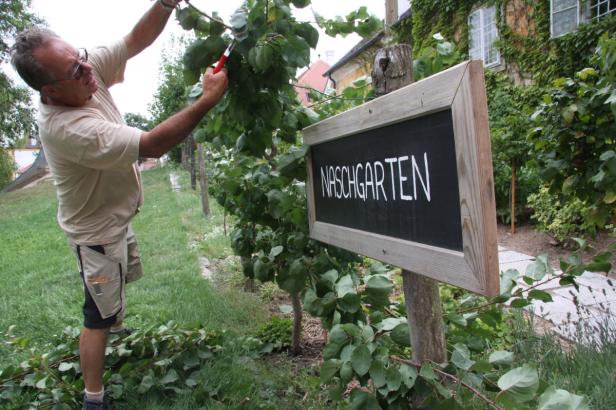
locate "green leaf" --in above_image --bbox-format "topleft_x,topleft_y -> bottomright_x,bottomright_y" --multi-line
538,386 -> 590,410
604,191 -> 616,204
349,389 -> 380,410
525,258 -> 548,281
351,345 -> 372,376
58,362 -> 74,372
335,275 -> 355,298
160,369 -> 179,385
291,0 -> 311,8
138,374 -> 155,394
255,43 -> 274,72
210,12 -> 225,36
375,317 -> 405,332
369,361 -> 387,388
35,376 -> 48,389
500,269 -> 520,296
420,363 -> 437,381
294,22 -> 319,48
229,6 -> 248,33
451,343 -> 475,371
386,366 -> 402,391
497,365 -> 539,403
339,344 -> 355,362
320,359 -> 342,383
365,275 -> 394,308
510,298 -> 530,308
489,350 -> 514,366
528,289 -> 553,303
270,245 -> 284,258
329,325 -> 348,345
339,361 -> 354,383
339,292 -> 361,313
447,313 -> 468,327
399,364 -> 417,388
390,323 -> 411,347
279,304 -> 293,314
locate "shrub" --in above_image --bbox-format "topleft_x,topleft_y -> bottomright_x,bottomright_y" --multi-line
0,148 -> 15,189
530,34 -> 616,229
254,316 -> 292,353
528,186 -> 595,242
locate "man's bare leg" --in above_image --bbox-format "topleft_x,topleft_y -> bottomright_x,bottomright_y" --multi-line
80,327 -> 109,393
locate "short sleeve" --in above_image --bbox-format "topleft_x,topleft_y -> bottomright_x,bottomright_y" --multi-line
60,114 -> 142,170
88,41 -> 129,88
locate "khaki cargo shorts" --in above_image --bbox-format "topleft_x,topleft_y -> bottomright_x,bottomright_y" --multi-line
72,225 -> 143,329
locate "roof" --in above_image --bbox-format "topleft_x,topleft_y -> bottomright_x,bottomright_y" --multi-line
323,30 -> 386,77
294,59 -> 331,106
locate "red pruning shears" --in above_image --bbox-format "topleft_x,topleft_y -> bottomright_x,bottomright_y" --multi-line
213,40 -> 236,74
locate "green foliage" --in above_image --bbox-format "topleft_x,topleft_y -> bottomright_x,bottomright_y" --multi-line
314,6 -> 381,39
530,34 -> 616,229
148,36 -> 191,163
0,0 -> 40,147
412,32 -> 461,81
0,147 -> 16,188
528,186 -> 595,242
254,316 -> 292,352
485,70 -> 545,222
123,112 -> 152,131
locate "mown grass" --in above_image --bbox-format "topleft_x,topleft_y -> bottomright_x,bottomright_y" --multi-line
0,167 -> 327,408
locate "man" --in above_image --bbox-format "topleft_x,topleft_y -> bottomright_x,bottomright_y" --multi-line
11,0 -> 228,408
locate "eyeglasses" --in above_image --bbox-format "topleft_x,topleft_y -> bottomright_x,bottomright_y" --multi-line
69,48 -> 88,81
45,48 -> 88,85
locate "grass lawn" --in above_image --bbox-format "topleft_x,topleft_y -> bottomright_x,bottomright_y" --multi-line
0,167 -> 327,409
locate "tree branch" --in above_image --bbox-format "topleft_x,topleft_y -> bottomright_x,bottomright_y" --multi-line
390,356 -> 504,410
184,0 -> 232,31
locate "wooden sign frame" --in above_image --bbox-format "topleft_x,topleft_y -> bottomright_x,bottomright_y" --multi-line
303,61 -> 499,297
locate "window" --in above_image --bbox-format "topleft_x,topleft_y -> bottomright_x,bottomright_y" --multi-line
590,0 -> 616,18
551,0 -> 581,37
468,6 -> 500,68
551,0 -> 616,37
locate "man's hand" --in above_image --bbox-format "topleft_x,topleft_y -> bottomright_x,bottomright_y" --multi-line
201,67 -> 229,106
158,0 -> 183,10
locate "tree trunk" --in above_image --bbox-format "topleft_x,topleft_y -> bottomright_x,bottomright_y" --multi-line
181,140 -> 188,169
291,292 -> 303,355
190,136 -> 197,191
198,144 -> 210,217
511,161 -> 516,234
372,45 -> 447,365
371,45 -> 413,97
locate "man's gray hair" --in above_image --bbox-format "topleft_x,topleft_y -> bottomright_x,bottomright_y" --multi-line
11,27 -> 60,91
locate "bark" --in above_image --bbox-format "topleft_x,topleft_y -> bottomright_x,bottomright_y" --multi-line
197,144 -> 210,217
371,44 -> 413,97
291,292 -> 303,355
372,45 -> 447,365
189,136 -> 197,191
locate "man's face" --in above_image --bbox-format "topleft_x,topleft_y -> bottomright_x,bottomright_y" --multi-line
36,39 -> 98,107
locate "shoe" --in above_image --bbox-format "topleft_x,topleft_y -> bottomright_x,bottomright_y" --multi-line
109,326 -> 133,336
82,392 -> 113,410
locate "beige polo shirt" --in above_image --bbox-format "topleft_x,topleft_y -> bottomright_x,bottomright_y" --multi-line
39,40 -> 143,246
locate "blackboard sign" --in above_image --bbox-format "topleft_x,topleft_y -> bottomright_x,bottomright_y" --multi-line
311,109 -> 463,251
303,61 -> 500,296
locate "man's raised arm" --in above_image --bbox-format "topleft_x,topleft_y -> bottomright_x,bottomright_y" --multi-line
124,0 -> 182,59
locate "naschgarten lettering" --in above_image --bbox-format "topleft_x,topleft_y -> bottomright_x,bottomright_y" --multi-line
320,153 -> 431,203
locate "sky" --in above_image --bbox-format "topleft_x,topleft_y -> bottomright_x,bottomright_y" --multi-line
16,0 -> 385,117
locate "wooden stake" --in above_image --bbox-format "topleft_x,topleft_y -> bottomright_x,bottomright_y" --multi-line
371,44 -> 447,364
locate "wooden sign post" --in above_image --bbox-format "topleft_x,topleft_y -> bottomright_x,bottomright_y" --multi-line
303,58 -> 499,362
